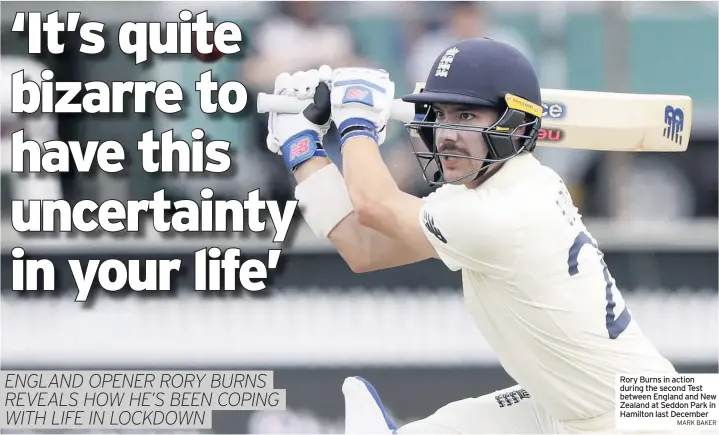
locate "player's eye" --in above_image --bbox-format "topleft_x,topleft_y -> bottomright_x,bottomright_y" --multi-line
434,110 -> 445,120
459,112 -> 475,121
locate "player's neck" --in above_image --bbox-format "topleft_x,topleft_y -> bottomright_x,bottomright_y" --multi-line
464,162 -> 505,190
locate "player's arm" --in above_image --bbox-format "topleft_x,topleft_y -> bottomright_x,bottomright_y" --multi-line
265,68 -> 430,272
293,158 -> 436,272
339,137 -> 517,273
341,136 -> 438,259
329,68 -> 439,258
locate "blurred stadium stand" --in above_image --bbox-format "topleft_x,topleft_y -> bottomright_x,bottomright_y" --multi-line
1,2 -> 717,433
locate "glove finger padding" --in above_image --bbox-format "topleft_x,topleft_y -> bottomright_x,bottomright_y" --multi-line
318,64 -> 333,82
267,70 -> 316,155
266,68 -> 334,169
274,72 -> 293,95
267,71 -> 297,154
292,69 -> 320,100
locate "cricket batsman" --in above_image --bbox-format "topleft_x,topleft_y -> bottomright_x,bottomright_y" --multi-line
265,37 -> 677,433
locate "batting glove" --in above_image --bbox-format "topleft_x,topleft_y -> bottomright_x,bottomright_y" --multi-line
329,67 -> 395,148
266,66 -> 333,171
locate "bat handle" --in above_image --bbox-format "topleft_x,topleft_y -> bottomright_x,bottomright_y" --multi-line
256,93 -> 417,124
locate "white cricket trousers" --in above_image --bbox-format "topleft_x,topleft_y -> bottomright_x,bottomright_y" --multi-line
396,385 -> 618,434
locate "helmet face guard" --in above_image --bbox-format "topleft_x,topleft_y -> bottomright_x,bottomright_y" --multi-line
404,93 -> 543,187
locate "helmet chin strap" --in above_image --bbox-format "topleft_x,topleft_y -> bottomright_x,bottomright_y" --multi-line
472,159 -> 493,181
432,159 -> 493,185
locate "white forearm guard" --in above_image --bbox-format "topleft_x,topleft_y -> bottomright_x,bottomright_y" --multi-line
294,163 -> 354,239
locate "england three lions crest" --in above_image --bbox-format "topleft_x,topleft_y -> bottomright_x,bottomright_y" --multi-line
663,105 -> 685,145
435,47 -> 460,78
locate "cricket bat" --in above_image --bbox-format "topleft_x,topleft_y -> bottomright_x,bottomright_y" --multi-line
256,85 -> 692,152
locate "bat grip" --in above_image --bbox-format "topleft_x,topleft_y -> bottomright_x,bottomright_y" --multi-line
256,93 -> 416,124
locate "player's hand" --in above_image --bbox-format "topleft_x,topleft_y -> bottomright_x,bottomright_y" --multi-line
266,66 -> 333,171
329,67 -> 395,147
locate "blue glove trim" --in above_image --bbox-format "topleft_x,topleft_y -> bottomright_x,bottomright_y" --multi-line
338,118 -> 376,135
281,130 -> 321,170
338,118 -> 377,148
334,79 -> 386,93
341,129 -> 378,147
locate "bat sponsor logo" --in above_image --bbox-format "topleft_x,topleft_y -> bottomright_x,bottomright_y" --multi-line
542,102 -> 565,119
663,105 -> 685,145
537,127 -> 563,142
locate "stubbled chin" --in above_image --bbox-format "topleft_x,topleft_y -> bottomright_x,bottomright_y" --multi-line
439,167 -> 463,183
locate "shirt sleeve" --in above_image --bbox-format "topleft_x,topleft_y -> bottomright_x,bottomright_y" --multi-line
418,188 -> 522,273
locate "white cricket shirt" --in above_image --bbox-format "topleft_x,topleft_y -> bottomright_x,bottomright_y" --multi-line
419,153 -> 676,422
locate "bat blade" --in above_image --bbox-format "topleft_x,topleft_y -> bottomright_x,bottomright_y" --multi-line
538,89 -> 692,152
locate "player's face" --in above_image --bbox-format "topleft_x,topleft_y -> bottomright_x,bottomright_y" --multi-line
432,103 -> 499,184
